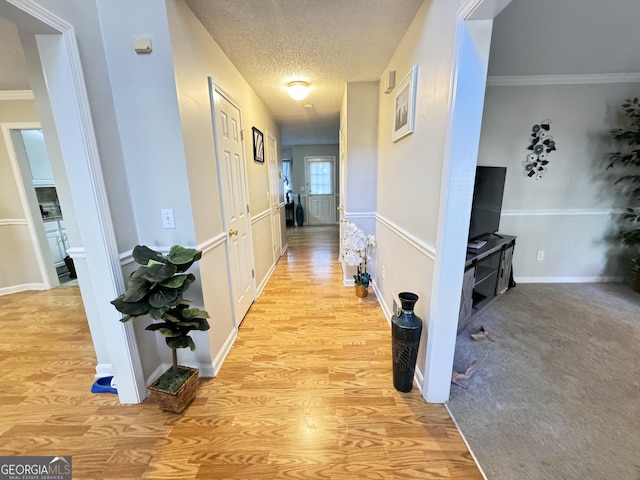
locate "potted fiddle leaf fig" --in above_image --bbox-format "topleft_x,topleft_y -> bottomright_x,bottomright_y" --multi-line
111,245 -> 210,413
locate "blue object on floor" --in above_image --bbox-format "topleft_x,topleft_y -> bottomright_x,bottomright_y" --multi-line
91,376 -> 117,394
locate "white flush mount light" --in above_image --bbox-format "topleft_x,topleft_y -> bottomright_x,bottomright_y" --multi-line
288,81 -> 309,101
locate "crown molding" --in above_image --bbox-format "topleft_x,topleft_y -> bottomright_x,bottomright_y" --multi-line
0,90 -> 34,100
487,73 -> 640,87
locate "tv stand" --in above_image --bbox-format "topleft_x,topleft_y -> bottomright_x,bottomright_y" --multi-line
458,234 -> 516,334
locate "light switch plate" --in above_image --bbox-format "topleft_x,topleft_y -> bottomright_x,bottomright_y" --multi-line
161,208 -> 175,229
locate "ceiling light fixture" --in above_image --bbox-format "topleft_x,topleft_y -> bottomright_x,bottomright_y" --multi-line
288,81 -> 309,101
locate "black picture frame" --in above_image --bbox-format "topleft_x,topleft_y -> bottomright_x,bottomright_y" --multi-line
252,127 -> 264,163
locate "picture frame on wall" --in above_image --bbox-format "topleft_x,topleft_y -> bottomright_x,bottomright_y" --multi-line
252,127 -> 264,163
392,65 -> 418,142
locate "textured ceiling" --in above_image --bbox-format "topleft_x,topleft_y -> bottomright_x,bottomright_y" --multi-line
184,0 -> 424,146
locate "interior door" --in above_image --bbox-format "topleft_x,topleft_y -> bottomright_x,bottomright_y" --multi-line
209,81 -> 255,326
267,132 -> 282,261
305,156 -> 336,225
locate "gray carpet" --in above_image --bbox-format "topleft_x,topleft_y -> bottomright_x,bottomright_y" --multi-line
447,283 -> 640,480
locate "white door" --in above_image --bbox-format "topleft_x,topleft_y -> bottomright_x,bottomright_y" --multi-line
267,132 -> 282,261
305,156 -> 336,225
210,81 -> 255,326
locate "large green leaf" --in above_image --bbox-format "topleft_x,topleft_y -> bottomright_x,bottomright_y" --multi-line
168,245 -> 200,265
145,322 -> 166,331
111,295 -> 150,316
165,335 -> 195,350
149,289 -> 178,308
158,327 -> 183,337
174,318 -> 210,331
121,278 -> 151,302
146,323 -> 182,337
176,321 -> 202,328
149,305 -> 170,320
160,274 -> 189,289
187,318 -> 210,331
132,245 -> 165,266
143,262 -> 177,283
182,308 -> 210,320
177,274 -> 196,294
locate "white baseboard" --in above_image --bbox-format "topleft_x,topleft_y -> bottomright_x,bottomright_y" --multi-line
0,283 -> 48,296
256,261 -> 277,298
372,279 -> 392,327
515,275 -> 624,284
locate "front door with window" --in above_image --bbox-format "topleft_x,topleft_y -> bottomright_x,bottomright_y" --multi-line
305,156 -> 336,225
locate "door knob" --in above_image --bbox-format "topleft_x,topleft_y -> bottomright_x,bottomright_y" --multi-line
228,229 -> 238,236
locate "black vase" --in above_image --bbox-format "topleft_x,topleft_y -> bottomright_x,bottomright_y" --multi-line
391,292 -> 423,392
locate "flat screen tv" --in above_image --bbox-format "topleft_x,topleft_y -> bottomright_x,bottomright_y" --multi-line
468,166 -> 507,241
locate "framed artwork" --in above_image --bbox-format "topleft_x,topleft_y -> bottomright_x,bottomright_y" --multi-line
252,127 -> 264,163
392,65 -> 418,142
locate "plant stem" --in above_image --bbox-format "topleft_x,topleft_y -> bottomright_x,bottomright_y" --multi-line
172,348 -> 178,374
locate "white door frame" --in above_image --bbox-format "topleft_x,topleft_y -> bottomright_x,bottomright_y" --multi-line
422,0 -> 513,402
2,0 -> 147,404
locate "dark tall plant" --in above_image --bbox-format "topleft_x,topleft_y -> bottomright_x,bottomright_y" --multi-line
607,97 -> 640,278
111,245 -> 210,375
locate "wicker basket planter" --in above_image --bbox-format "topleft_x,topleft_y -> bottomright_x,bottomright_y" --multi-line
149,366 -> 199,413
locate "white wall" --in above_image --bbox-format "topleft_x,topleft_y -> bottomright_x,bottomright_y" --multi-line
341,82 -> 379,285
478,81 -> 640,282
345,82 -> 378,214
97,0 -> 195,248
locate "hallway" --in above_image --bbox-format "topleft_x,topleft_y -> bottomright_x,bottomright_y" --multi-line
0,226 -> 481,479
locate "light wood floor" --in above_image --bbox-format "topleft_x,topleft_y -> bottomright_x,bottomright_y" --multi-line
0,226 -> 482,479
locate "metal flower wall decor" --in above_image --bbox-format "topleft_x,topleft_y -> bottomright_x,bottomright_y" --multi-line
523,119 -> 557,179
